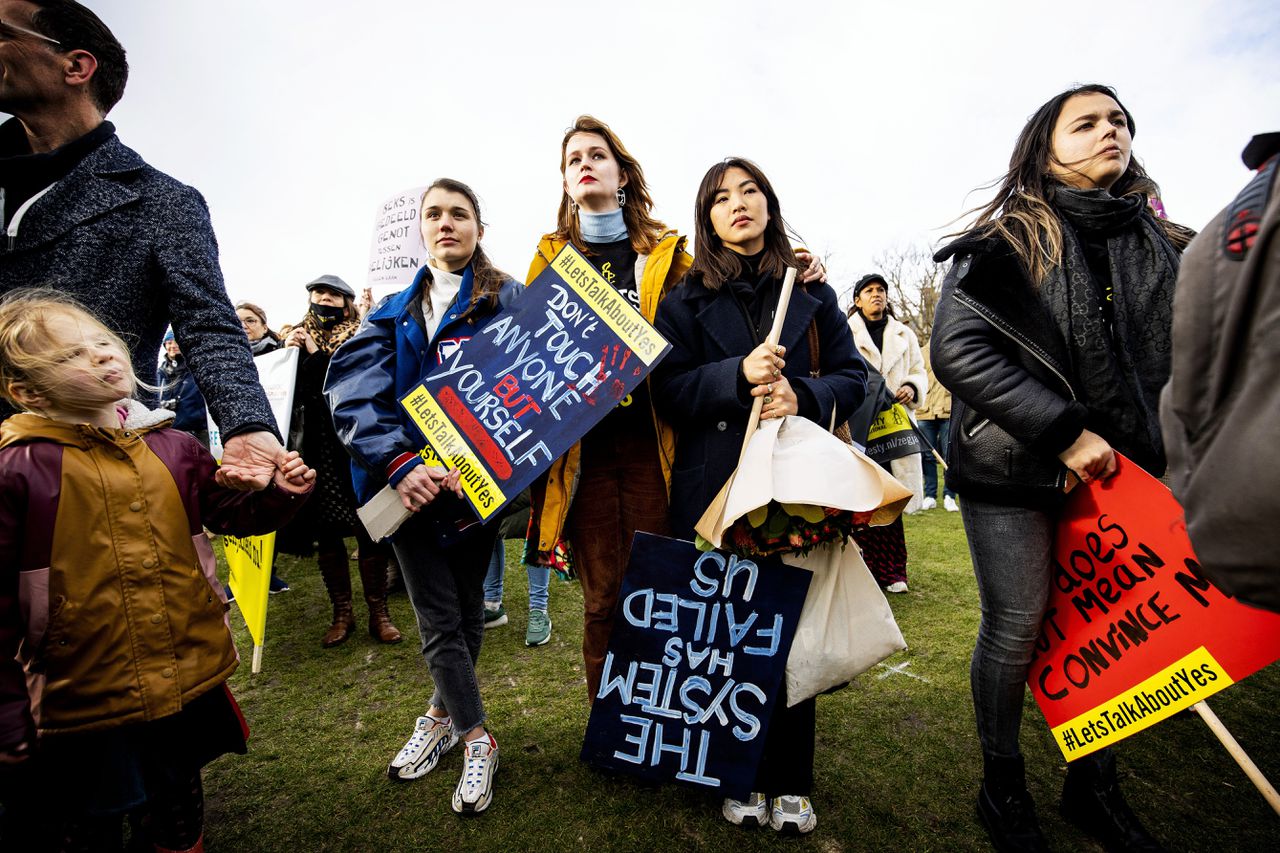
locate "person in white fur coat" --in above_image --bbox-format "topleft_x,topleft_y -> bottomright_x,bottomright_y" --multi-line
847,274 -> 928,510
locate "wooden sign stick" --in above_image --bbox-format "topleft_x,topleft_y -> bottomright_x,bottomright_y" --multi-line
1190,700 -> 1280,815
736,267 -> 797,466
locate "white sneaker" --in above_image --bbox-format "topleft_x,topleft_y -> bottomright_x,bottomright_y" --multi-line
722,792 -> 769,827
388,715 -> 458,781
921,497 -> 937,511
885,581 -> 909,593
770,794 -> 817,834
452,734 -> 499,815
944,495 -> 959,512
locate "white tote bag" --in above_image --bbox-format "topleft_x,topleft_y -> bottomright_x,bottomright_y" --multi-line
782,540 -> 907,706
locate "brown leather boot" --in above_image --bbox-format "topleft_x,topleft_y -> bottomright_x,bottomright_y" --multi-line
318,548 -> 356,648
359,556 -> 402,644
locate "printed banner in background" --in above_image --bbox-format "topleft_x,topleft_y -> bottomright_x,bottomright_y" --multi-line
1028,454 -> 1280,759
581,534 -> 811,800
399,244 -> 671,522
845,370 -> 925,463
366,185 -> 428,304
209,346 -> 299,657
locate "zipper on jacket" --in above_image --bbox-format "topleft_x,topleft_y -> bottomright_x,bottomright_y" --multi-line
954,296 -> 1076,402
953,295 -> 1072,490
967,418 -> 991,438
6,184 -> 55,250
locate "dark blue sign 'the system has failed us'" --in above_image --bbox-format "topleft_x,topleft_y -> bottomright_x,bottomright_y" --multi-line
581,534 -> 811,799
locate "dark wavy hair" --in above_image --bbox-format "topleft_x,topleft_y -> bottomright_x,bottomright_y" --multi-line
551,116 -> 670,255
30,0 -> 128,113
688,158 -> 803,291
956,83 -> 1190,284
420,178 -> 512,318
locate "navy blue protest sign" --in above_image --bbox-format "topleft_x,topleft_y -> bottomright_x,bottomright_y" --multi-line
581,533 -> 811,799
398,244 -> 671,521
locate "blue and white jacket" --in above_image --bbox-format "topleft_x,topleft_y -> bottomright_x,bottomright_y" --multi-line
324,263 -> 522,507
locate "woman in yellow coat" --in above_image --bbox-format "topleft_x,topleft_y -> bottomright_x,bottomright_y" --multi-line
525,116 -> 691,702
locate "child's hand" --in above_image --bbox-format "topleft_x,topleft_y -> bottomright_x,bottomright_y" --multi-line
272,450 -> 316,495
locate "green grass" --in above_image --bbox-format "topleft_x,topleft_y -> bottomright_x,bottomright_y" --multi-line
204,511 -> 1279,851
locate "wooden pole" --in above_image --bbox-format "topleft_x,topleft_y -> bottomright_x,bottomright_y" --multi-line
1191,700 -> 1280,816
736,268 -> 797,465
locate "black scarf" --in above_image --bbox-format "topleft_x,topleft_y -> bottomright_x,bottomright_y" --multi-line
724,250 -> 780,344
1041,186 -> 1180,473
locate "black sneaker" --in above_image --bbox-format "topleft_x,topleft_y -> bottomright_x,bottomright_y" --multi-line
268,575 -> 291,594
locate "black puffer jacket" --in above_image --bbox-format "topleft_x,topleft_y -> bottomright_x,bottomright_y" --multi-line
930,235 -> 1089,509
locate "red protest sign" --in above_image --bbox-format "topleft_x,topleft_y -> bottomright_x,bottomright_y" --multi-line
1027,454 -> 1280,759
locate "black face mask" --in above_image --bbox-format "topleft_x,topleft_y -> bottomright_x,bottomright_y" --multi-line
308,302 -> 346,329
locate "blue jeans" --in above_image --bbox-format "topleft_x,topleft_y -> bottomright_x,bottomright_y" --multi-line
483,537 -> 550,611
960,497 -> 1054,758
392,513 -> 497,734
916,417 -> 956,500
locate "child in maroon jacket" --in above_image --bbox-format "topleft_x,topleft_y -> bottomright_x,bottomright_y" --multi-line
0,290 -> 313,852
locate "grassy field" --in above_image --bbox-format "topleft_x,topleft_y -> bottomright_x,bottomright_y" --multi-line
204,510 -> 1279,851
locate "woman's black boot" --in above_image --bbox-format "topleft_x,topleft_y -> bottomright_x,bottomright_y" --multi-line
977,753 -> 1049,852
1061,750 -> 1165,852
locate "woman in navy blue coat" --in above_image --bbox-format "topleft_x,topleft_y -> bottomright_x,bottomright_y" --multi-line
651,158 -> 865,834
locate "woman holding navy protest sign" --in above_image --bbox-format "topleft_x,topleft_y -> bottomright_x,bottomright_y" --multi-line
651,157 -> 865,834
931,84 -> 1191,852
325,178 -> 522,815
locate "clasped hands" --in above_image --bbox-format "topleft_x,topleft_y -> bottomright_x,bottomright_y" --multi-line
394,465 -> 465,512
743,343 -> 797,421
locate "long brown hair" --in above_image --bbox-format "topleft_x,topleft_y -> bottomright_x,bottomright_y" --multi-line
552,116 -> 669,255
420,178 -> 512,318
689,158 -> 803,291
955,83 -> 1190,284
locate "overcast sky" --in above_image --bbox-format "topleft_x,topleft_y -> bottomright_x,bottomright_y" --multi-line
69,0 -> 1280,328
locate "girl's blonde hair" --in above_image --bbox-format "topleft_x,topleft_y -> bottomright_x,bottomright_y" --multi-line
0,288 -> 139,408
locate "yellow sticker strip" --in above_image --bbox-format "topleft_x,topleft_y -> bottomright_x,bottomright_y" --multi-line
867,404 -> 914,441
549,244 -> 668,365
1049,646 -> 1233,759
400,385 -> 506,520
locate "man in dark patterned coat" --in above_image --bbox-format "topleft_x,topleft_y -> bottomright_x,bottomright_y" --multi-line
0,0 -> 284,487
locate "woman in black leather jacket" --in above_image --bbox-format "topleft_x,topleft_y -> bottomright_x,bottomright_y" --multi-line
931,84 -> 1190,853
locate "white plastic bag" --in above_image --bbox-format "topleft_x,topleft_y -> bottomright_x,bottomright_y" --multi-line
782,541 -> 907,706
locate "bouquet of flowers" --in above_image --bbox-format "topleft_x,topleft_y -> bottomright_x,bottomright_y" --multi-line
695,416 -> 911,556
697,501 -> 877,559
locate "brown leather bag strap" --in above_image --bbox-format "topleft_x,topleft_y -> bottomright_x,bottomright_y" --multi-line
807,319 -> 821,378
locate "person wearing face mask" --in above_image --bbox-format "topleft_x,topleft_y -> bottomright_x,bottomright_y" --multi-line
846,272 -> 927,593
278,275 -> 402,648
932,84 -> 1192,852
325,178 -> 522,815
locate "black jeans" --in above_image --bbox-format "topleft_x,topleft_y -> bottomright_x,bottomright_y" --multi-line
753,684 -> 816,797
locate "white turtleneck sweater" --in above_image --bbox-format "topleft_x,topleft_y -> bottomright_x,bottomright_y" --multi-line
423,265 -> 463,340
